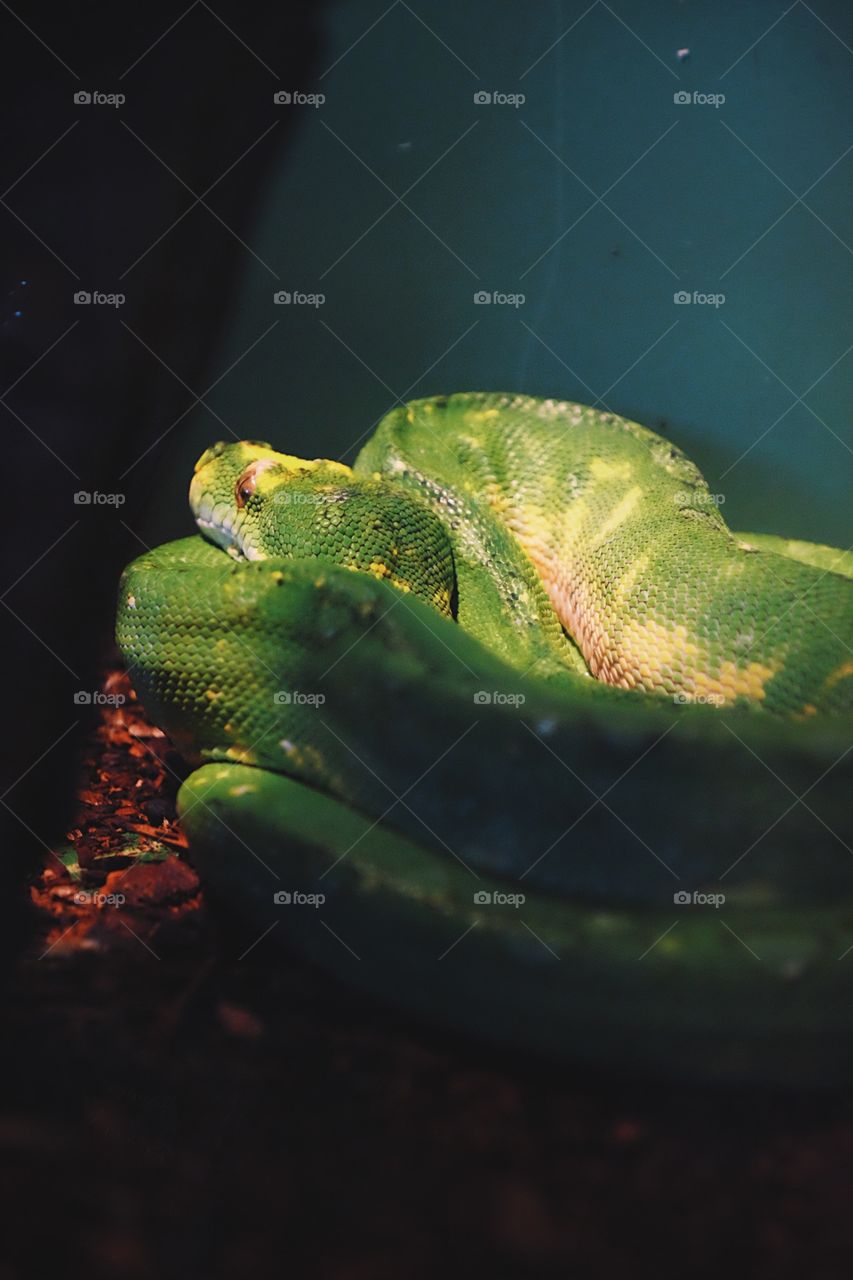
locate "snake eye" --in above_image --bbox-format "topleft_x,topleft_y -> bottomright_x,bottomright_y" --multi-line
235,456 -> 280,508
235,465 -> 259,509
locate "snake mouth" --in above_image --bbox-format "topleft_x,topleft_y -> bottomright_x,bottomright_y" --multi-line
195,513 -> 247,559
194,511 -> 264,562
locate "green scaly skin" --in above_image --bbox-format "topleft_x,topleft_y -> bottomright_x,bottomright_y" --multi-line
117,394 -> 853,1084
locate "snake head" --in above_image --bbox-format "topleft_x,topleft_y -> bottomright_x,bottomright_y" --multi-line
190,440 -> 352,560
189,439 -> 455,615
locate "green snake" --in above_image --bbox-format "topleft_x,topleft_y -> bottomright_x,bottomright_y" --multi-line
116,393 -> 853,1084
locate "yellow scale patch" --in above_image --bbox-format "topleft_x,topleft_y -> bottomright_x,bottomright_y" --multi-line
482,480 -> 512,517
462,409 -> 500,423
589,487 -> 643,547
365,557 -> 412,591
524,552 -> 785,704
824,660 -> 853,691
254,450 -> 351,480
612,616 -> 782,703
485,462 -> 790,705
613,554 -> 650,606
592,609 -> 755,699
692,659 -> 783,705
588,457 -> 636,483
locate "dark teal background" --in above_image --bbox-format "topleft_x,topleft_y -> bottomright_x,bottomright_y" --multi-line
152,0 -> 853,545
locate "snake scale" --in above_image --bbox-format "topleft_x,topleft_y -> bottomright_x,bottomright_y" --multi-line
117,393 -> 853,1084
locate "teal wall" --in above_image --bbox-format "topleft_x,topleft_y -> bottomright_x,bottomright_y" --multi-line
152,0 -> 853,545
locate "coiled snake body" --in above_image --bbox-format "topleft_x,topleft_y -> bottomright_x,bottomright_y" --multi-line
117,394 -> 853,1084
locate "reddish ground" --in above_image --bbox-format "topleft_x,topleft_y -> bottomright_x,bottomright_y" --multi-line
6,672 -> 853,1279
